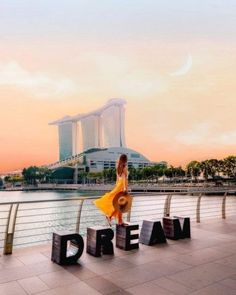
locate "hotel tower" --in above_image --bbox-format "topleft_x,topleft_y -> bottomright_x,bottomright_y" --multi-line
49,99 -> 127,161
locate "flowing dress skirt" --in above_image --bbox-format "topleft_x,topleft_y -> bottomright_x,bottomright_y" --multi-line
94,178 -> 125,219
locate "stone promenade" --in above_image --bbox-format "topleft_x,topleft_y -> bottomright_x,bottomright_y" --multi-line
0,217 -> 236,294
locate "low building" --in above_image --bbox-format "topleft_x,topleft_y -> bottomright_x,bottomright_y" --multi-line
73,147 -> 163,172
48,147 -> 165,183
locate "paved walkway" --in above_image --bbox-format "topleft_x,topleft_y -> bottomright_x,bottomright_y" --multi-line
0,217 -> 236,294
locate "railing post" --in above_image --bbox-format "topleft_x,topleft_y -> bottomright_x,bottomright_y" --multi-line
127,209 -> 131,222
196,193 -> 202,223
164,195 -> 168,216
4,203 -> 19,255
76,199 -> 84,233
164,194 -> 172,217
222,192 -> 227,219
167,194 -> 172,217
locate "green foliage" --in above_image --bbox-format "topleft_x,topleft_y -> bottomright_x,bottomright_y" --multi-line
22,166 -> 40,184
4,176 -> 11,182
4,175 -> 24,183
186,156 -> 236,180
103,168 -> 116,182
22,166 -> 53,184
221,156 -> 236,179
19,155 -> 236,185
186,161 -> 201,179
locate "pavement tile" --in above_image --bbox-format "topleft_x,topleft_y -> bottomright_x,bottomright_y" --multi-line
105,265 -> 158,289
127,281 -> 174,295
0,281 -> 27,295
38,269 -> 79,288
85,275 -> 123,294
79,252 -> 113,264
26,260 -> 62,276
189,282 -> 236,295
152,276 -> 194,294
36,281 -> 101,295
109,290 -> 132,295
0,265 -> 33,284
173,247 -> 232,266
168,262 -> 236,289
0,256 -> 25,269
219,278 -> 236,290
215,254 -> 236,269
17,253 -> 48,265
211,243 -> 236,255
18,276 -> 49,294
63,263 -> 98,280
37,282 -> 101,295
119,246 -> 177,265
85,257 -> 135,275
13,244 -> 51,257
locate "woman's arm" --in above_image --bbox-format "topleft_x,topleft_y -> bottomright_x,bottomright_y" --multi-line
124,167 -> 128,192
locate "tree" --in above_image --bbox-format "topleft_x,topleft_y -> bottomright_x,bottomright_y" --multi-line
199,160 -> 210,180
4,176 -> 11,182
163,166 -> 174,179
222,156 -> 236,179
22,166 -> 40,184
103,168 -> 116,182
199,159 -> 221,180
0,177 -> 3,187
3,175 -> 23,184
173,166 -> 185,178
42,168 -> 53,182
186,161 -> 201,181
87,172 -> 103,184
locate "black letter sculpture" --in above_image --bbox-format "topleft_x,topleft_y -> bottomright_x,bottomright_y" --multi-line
140,220 -> 166,245
51,231 -> 84,265
163,216 -> 191,240
116,223 -> 139,250
87,226 -> 114,257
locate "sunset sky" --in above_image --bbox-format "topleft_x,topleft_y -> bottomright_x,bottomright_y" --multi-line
0,0 -> 236,172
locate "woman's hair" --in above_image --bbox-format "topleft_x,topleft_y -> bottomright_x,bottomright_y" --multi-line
116,154 -> 128,176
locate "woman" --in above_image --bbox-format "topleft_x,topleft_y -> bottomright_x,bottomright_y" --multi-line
94,154 -> 128,225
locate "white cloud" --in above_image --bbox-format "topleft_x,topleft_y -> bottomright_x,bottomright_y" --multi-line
0,61 -> 77,98
72,53 -> 169,97
217,131 -> 236,145
175,122 -> 236,146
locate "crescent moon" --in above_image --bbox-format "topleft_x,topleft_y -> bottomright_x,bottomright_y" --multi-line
170,54 -> 193,77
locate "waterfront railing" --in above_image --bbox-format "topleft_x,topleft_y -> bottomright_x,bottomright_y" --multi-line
0,193 -> 235,255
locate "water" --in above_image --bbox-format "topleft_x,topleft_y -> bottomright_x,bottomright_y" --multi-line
0,190 -> 99,203
0,190 -> 101,249
0,190 -> 235,250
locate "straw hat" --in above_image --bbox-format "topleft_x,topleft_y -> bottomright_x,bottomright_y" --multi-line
113,191 -> 133,213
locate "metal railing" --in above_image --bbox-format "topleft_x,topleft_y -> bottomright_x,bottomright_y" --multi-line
0,193 -> 236,255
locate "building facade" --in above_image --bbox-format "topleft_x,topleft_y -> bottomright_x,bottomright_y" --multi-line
49,98 -> 127,161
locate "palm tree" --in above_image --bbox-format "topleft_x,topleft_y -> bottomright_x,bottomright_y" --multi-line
186,161 -> 201,181
222,156 -> 236,180
207,159 -> 220,179
199,160 -> 211,181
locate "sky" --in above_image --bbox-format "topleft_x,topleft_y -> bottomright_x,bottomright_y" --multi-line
0,0 -> 236,172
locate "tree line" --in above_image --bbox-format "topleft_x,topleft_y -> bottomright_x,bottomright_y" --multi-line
2,155 -> 236,185
186,156 -> 236,181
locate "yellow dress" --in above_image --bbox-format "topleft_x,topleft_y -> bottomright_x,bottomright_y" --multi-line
94,176 -> 126,219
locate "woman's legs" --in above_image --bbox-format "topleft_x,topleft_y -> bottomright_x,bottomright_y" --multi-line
117,212 -> 123,225
109,211 -> 123,225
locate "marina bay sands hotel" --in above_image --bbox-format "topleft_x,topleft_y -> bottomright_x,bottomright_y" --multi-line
49,99 -> 160,172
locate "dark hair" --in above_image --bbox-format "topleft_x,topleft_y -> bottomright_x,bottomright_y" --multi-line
116,154 -> 128,176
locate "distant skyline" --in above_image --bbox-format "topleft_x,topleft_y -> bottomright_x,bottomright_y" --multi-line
0,0 -> 236,172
